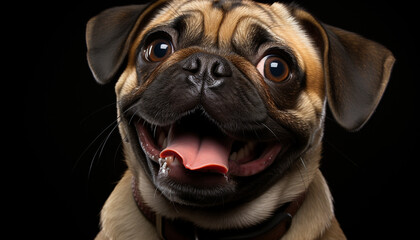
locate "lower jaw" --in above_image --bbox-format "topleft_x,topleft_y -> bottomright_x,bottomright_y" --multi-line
146,151 -> 287,207
137,142 -> 298,208
141,157 -> 232,207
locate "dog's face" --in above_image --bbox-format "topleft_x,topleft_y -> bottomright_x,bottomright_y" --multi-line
87,0 -> 394,207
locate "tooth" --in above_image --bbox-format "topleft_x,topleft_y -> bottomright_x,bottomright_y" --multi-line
158,158 -> 166,166
159,162 -> 168,176
223,174 -> 229,182
172,156 -> 181,167
229,152 -> 237,161
165,156 -> 174,165
158,156 -> 173,177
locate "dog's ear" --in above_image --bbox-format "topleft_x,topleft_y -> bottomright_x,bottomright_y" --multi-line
86,5 -> 146,84
86,2 -> 162,84
292,9 -> 395,131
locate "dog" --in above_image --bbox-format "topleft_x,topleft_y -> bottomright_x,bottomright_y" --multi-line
86,0 -> 394,239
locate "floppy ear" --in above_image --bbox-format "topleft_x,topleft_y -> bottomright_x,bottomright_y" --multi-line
86,5 -> 147,84
293,9 -> 395,131
86,1 -> 165,84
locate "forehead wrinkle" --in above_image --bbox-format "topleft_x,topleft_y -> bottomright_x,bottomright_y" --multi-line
218,4 -> 278,49
232,17 -> 286,51
129,0 -> 189,56
174,0 -> 224,45
172,0 -> 273,49
177,11 -> 204,42
132,0 -> 224,52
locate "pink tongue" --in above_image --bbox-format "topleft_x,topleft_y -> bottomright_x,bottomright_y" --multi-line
160,130 -> 232,174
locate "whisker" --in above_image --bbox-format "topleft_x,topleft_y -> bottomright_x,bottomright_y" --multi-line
88,120 -> 121,180
74,117 -> 121,171
79,101 -> 117,125
297,157 -> 309,190
300,156 -> 307,170
153,124 -> 158,138
113,140 -> 124,169
126,104 -> 141,125
261,123 -> 280,141
98,122 -> 121,159
78,104 -> 136,178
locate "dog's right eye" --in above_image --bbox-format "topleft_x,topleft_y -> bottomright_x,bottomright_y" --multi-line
144,39 -> 174,62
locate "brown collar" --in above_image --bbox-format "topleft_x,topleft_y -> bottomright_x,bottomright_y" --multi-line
132,177 -> 305,240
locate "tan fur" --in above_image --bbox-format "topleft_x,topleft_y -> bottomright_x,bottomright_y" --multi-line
96,163 -> 344,239
99,1 -> 345,239
138,142 -> 321,230
98,109 -> 344,239
87,1 -> 394,239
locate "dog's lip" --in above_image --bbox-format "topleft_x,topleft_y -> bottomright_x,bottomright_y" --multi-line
133,117 -> 283,177
134,119 -> 163,162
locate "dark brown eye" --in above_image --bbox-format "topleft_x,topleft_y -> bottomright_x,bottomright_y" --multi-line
144,39 -> 173,62
257,55 -> 290,82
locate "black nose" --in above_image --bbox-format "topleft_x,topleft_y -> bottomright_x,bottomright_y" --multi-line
182,52 -> 232,89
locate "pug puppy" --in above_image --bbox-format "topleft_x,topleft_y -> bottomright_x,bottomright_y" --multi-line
86,0 -> 394,239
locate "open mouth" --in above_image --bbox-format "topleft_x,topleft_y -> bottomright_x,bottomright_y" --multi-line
134,112 -> 283,177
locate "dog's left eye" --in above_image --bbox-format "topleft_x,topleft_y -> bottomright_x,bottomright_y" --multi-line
144,39 -> 174,62
257,55 -> 290,82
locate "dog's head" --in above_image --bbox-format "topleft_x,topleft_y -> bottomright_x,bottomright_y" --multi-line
86,0 -> 394,207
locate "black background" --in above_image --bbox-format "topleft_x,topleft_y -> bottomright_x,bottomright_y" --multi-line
24,0 -> 418,239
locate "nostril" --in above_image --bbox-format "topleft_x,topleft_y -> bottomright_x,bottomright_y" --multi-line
182,53 -> 232,89
212,60 -> 232,78
182,56 -> 200,74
